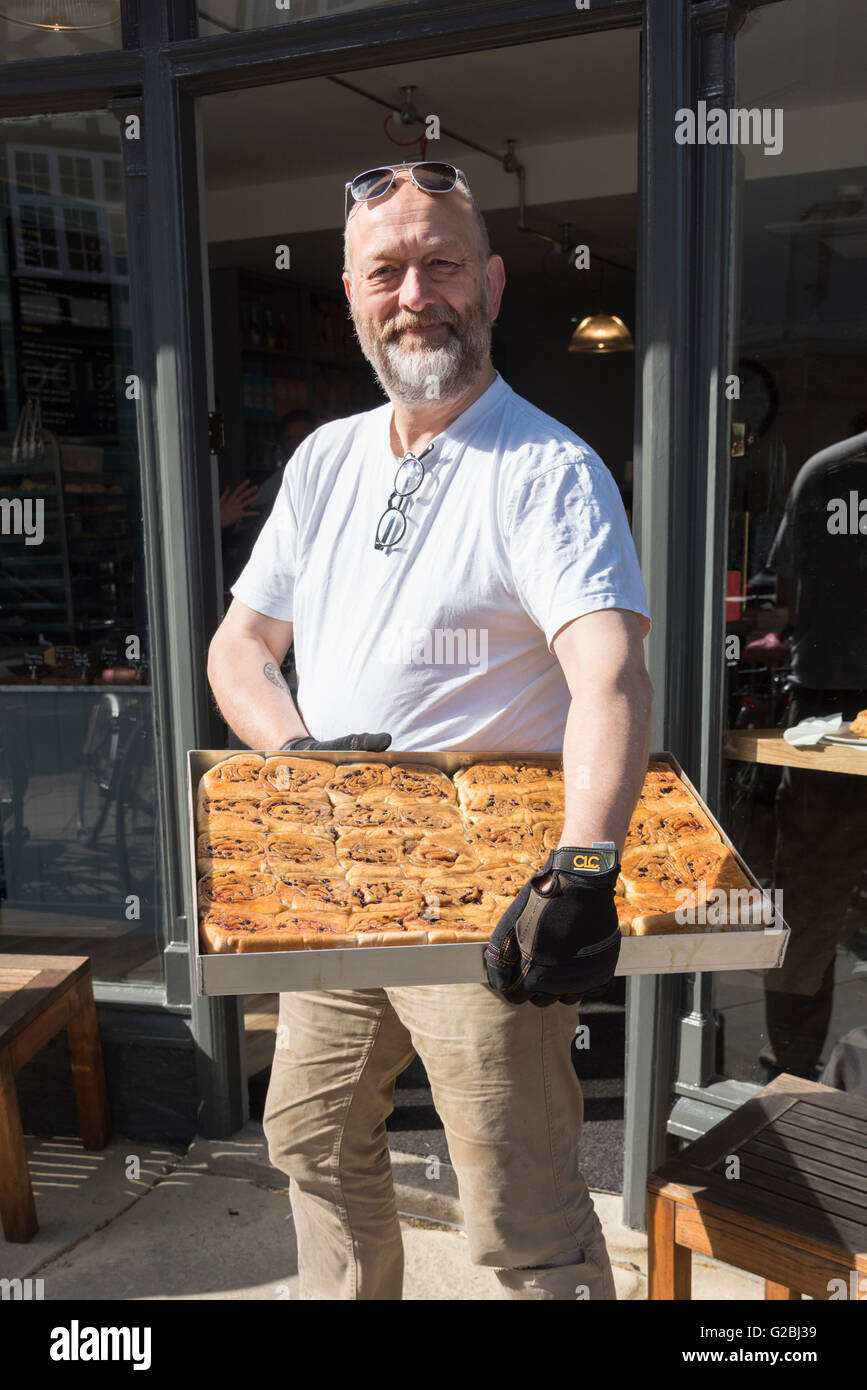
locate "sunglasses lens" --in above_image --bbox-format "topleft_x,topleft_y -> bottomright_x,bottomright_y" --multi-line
352,168 -> 394,203
413,162 -> 458,192
376,508 -> 407,548
394,456 -> 425,495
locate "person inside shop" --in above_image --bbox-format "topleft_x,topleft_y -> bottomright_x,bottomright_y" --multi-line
207,160 -> 652,1300
256,409 -> 316,513
758,411 -> 867,1084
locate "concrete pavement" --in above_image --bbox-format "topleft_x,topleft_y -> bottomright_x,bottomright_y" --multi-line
0,1125 -> 764,1300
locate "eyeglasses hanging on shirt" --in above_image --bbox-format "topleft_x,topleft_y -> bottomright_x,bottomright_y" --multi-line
374,440 -> 436,551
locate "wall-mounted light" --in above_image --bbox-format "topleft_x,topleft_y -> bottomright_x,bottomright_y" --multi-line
0,1 -> 119,30
568,314 -> 634,354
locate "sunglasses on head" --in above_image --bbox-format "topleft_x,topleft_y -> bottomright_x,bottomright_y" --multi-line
344,161 -> 468,222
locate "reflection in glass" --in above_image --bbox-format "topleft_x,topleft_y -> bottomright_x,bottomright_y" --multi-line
197,0 -> 409,37
718,0 -> 867,1090
0,111 -> 165,986
0,1 -> 121,63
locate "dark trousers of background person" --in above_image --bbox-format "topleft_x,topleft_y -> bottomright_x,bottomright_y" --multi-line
760,686 -> 867,1078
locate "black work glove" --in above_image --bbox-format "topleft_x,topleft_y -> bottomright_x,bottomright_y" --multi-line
483,846 -> 621,1008
280,733 -> 392,752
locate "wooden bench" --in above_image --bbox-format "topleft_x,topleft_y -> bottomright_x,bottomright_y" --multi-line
647,1073 -> 867,1300
0,954 -> 111,1242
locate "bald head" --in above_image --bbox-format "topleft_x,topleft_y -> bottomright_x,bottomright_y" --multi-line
343,169 -> 491,281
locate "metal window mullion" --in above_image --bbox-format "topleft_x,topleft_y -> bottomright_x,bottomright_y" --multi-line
136,50 -> 245,1135
622,0 -> 694,1232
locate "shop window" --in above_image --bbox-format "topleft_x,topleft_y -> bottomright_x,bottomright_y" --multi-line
0,3 -> 122,65
717,0 -> 867,1091
0,110 -> 166,989
198,0 -> 413,37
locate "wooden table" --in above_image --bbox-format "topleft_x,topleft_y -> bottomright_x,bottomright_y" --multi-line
0,955 -> 111,1242
647,1073 -> 867,1300
724,728 -> 867,777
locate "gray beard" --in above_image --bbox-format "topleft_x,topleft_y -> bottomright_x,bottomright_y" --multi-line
351,290 -> 492,406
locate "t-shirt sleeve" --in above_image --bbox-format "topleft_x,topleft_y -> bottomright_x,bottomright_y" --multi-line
506,452 -> 650,648
230,465 -> 297,621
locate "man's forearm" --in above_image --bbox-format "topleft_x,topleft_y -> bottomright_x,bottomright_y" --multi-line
207,633 -> 308,750
558,668 -> 652,854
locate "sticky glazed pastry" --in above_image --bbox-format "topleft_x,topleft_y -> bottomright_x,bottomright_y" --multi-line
198,868 -> 284,914
263,831 -> 338,875
258,756 -> 332,796
276,872 -> 357,913
287,911 -> 355,949
615,899 -> 637,935
459,787 -> 532,822
637,767 -> 695,812
324,762 -> 392,805
851,708 -> 867,738
674,843 -> 749,893
475,865 -> 529,899
657,807 -> 722,848
200,753 -> 265,802
197,796 -> 267,832
454,761 -> 561,798
403,832 -> 481,878
195,831 -> 267,874
469,822 -> 544,868
519,787 -> 565,818
359,764 -> 456,804
350,904 -> 429,947
345,874 -> 425,912
333,802 -> 404,829
200,908 -> 307,954
260,794 -> 334,834
394,802 -> 463,831
423,908 -> 495,944
419,874 -> 487,913
618,847 -> 691,902
535,819 -> 562,853
336,827 -> 417,875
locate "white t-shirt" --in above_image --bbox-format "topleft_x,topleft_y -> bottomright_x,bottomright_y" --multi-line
231,371 -> 649,753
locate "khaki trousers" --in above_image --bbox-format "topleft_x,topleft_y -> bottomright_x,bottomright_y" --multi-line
263,982 -> 616,1301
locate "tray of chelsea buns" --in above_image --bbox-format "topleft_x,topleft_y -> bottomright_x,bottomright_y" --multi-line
188,749 -> 789,995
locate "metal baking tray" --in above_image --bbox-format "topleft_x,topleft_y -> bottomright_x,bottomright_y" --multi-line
187,750 -> 789,995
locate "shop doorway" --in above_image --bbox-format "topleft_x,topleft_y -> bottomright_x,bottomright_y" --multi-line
197,26 -> 640,1191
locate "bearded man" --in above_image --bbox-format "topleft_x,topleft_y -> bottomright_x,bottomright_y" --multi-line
207,161 -> 653,1301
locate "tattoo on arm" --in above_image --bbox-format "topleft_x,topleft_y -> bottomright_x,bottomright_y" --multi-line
263,661 -> 290,696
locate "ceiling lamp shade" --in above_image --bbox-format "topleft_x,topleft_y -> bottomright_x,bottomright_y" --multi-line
0,0 -> 119,28
568,313 -> 634,354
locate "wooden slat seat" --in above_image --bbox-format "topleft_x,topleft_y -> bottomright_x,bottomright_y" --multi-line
0,954 -> 111,1242
647,1074 -> 867,1300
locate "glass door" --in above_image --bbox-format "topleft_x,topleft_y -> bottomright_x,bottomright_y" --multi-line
716,0 -> 867,1089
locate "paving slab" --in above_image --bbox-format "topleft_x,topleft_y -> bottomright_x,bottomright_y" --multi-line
3,1124 -> 768,1301
0,1134 -> 183,1283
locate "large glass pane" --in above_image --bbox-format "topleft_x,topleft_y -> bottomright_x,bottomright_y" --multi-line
718,0 -> 867,1087
197,0 -> 421,37
0,2 -> 122,64
0,111 -> 165,988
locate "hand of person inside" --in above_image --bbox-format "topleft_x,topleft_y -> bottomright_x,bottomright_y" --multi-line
220,479 -> 261,529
